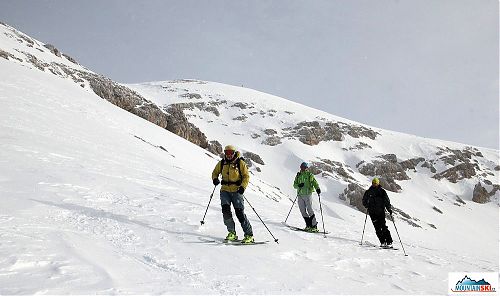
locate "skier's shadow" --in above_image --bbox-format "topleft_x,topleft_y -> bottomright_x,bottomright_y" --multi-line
264,219 -> 360,244
30,198 -> 221,242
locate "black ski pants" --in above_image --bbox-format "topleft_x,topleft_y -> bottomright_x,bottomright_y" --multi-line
369,212 -> 393,244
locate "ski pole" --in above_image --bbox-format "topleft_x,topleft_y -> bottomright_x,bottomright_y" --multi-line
390,214 -> 408,256
360,211 -> 368,245
283,196 -> 298,223
200,185 -> 217,225
242,194 -> 279,244
317,193 -> 327,238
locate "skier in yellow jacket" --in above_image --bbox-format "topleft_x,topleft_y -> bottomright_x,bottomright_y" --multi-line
212,145 -> 254,243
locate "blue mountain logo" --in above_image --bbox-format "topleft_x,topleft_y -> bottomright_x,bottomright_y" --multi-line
452,275 -> 496,293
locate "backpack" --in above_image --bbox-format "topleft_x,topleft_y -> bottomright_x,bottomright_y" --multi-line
220,157 -> 245,186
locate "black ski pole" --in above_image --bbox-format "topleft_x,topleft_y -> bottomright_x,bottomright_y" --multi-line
317,193 -> 327,238
390,214 -> 408,256
283,196 -> 298,224
242,194 -> 279,244
360,211 -> 368,245
200,185 -> 217,225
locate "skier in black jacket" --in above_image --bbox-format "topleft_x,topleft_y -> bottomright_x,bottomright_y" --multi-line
362,177 -> 393,247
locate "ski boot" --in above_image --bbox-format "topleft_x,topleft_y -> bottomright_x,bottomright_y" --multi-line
308,225 -> 319,233
225,231 -> 238,242
241,234 -> 254,244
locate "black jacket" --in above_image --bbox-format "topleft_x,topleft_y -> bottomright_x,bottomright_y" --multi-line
362,185 -> 391,215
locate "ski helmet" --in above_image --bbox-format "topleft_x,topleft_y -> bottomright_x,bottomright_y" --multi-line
300,162 -> 308,169
224,145 -> 236,159
372,177 -> 380,185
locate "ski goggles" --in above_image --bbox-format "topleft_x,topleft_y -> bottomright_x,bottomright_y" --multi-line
224,150 -> 235,157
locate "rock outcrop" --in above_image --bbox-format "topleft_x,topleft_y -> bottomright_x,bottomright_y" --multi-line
310,159 -> 355,182
433,163 -> 479,183
163,105 -> 208,149
243,151 -> 265,165
472,182 -> 490,204
357,154 -> 410,192
207,140 -> 222,156
338,183 -> 366,213
43,44 -> 62,57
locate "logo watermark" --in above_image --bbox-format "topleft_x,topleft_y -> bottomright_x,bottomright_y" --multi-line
449,273 -> 498,295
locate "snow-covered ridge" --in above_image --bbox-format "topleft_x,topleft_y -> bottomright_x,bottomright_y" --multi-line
129,80 -> 499,209
0,22 -> 216,154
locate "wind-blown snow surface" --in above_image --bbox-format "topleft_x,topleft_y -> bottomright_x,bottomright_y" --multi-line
1,35 -> 498,295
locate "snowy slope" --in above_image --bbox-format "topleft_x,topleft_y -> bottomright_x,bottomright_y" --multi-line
1,23 -> 499,294
129,80 -> 499,230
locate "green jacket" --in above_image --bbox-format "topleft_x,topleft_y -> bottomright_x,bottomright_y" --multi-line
293,170 -> 320,196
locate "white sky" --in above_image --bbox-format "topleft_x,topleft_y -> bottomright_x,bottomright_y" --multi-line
0,0 -> 498,149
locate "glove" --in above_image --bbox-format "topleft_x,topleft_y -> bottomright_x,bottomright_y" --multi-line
213,178 -> 220,186
298,183 -> 304,188
388,208 -> 393,215
237,186 -> 245,194
316,188 -> 321,194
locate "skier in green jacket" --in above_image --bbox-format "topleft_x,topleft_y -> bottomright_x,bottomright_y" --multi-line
293,162 -> 321,232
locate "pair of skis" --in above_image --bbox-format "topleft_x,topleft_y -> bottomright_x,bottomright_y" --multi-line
281,222 -> 330,235
200,238 -> 269,245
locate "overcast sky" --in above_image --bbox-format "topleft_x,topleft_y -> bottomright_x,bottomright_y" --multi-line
1,0 -> 498,149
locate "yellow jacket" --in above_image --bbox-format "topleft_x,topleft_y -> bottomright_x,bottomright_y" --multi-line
212,152 -> 249,192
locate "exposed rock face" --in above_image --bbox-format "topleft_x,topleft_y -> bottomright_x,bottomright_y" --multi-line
295,121 -> 327,145
436,147 -> 478,165
180,93 -> 202,100
243,151 -> 265,165
43,44 -> 62,57
392,208 -> 422,228
231,102 -> 249,109
432,206 -> 443,214
472,182 -> 490,203
433,163 -> 478,183
378,177 -> 402,192
455,196 -> 466,205
281,120 -> 379,146
399,157 -> 425,171
164,105 -> 208,148
0,49 -> 21,61
23,52 -> 49,71
62,53 -> 78,64
489,185 -> 500,198
3,37 -> 217,157
338,183 -> 367,213
345,142 -> 371,151
207,140 -> 222,156
357,154 -> 409,192
169,102 -> 220,117
310,159 -> 355,182
421,161 -> 437,173
59,64 -> 212,151
432,147 -> 485,183
0,49 -> 10,59
264,129 -> 277,136
232,115 -> 247,121
262,136 -> 282,146
323,122 -> 344,141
